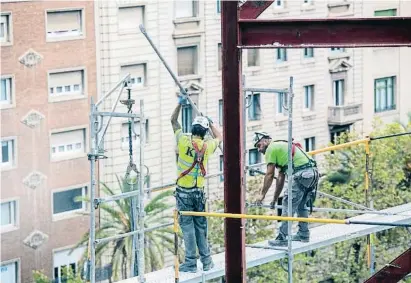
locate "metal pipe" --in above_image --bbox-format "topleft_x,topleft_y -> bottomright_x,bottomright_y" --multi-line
89,98 -> 98,283
174,210 -> 179,283
221,1 -> 246,282
243,87 -> 288,93
307,138 -> 370,155
286,76 -> 294,283
97,84 -> 126,149
246,244 -> 288,251
138,100 -> 145,282
242,75 -> 248,215
317,191 -> 374,211
364,139 -> 375,274
370,131 -> 411,140
94,112 -> 142,119
130,180 -> 138,277
95,73 -> 130,107
178,211 -> 411,227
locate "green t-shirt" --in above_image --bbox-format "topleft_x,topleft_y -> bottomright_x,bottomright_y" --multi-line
265,141 -> 312,172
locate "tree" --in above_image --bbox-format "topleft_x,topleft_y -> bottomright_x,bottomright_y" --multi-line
208,118 -> 411,283
73,176 -> 183,281
33,268 -> 83,283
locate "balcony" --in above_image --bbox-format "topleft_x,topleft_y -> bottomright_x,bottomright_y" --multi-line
328,104 -> 363,126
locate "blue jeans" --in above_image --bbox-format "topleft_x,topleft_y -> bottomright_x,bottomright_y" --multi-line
279,167 -> 319,239
175,187 -> 212,267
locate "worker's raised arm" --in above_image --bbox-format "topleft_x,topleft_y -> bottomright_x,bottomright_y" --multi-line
171,101 -> 183,132
209,122 -> 223,144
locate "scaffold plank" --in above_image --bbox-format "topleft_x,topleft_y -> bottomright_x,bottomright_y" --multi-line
118,203 -> 411,283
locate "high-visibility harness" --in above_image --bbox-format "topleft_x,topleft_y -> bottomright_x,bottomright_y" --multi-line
177,140 -> 208,183
274,139 -> 303,159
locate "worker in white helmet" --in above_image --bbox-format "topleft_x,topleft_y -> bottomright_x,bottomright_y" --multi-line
171,95 -> 223,272
253,131 -> 319,246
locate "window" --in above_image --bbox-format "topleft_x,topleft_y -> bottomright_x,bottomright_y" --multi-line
177,46 -> 198,77
121,119 -> 149,146
219,155 -> 224,182
277,92 -> 288,114
175,0 -> 198,18
49,70 -> 84,98
249,149 -> 262,176
217,0 -> 221,13
46,10 -> 83,39
304,48 -> 314,58
304,137 -> 315,152
51,129 -> 86,159
331,47 -> 345,52
303,0 -> 313,5
53,246 -> 86,283
218,99 -> 223,125
333,79 -> 344,106
182,105 -> 193,133
1,77 -> 12,105
274,0 -> 284,9
217,43 -> 222,71
1,200 -> 17,230
53,187 -> 87,216
304,85 -> 314,110
118,6 -> 144,33
247,49 -> 259,67
277,48 -> 287,61
248,93 -> 261,121
120,64 -> 146,87
374,9 -> 397,16
0,14 -> 11,44
1,139 -> 15,168
0,260 -> 18,283
375,76 -> 396,113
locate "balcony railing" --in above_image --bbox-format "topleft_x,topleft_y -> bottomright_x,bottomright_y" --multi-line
328,103 -> 363,126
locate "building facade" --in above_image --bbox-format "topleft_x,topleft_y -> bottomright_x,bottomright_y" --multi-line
1,1 -> 97,282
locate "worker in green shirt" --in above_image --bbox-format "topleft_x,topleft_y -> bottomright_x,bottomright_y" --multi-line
253,131 -> 319,246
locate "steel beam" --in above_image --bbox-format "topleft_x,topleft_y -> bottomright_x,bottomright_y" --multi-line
239,0 -> 274,20
238,17 -> 411,48
221,1 -> 246,282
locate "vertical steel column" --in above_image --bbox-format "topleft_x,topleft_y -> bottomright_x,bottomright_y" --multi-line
286,77 -> 294,283
89,98 -> 98,283
365,138 -> 375,274
138,100 -> 146,282
221,1 -> 246,282
242,75 -> 248,213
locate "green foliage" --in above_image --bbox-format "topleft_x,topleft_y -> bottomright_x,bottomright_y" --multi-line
33,268 -> 83,283
208,118 -> 411,283
74,175 -> 182,281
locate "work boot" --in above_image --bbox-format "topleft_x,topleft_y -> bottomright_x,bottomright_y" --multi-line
203,261 -> 214,271
178,263 -> 197,273
268,235 -> 288,246
291,234 -> 309,243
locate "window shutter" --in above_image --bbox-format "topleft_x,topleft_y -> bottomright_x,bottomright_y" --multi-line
47,10 -> 81,33
49,71 -> 82,88
118,6 -> 144,30
121,64 -> 145,83
175,0 -> 194,18
51,129 -> 84,147
177,46 -> 197,76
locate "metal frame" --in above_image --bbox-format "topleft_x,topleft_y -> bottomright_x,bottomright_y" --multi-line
88,74 -> 146,283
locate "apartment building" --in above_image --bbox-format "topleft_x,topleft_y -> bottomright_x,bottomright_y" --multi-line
1,1 -> 97,282
97,0 -> 410,200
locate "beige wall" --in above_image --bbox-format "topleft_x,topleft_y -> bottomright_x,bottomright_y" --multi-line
0,1 -> 97,282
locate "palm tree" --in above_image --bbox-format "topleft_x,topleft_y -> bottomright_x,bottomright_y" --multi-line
73,175 -> 183,281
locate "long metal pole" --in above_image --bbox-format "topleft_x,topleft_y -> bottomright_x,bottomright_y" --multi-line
286,77 -> 294,283
242,75 -> 248,214
138,100 -> 146,282
139,24 -> 223,154
89,98 -> 98,283
365,139 -> 375,275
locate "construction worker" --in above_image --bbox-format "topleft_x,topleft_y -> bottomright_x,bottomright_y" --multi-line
253,131 -> 319,246
171,95 -> 223,272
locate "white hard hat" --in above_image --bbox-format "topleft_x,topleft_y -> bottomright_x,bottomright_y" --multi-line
253,131 -> 271,147
192,116 -> 209,129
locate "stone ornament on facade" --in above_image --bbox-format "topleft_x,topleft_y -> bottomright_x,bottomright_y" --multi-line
176,80 -> 204,96
21,109 -> 45,129
23,230 -> 49,250
18,49 -> 43,68
23,171 -> 46,190
329,59 -> 353,73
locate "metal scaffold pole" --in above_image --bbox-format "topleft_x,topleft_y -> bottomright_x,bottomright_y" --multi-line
138,99 -> 146,282
286,76 -> 294,283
